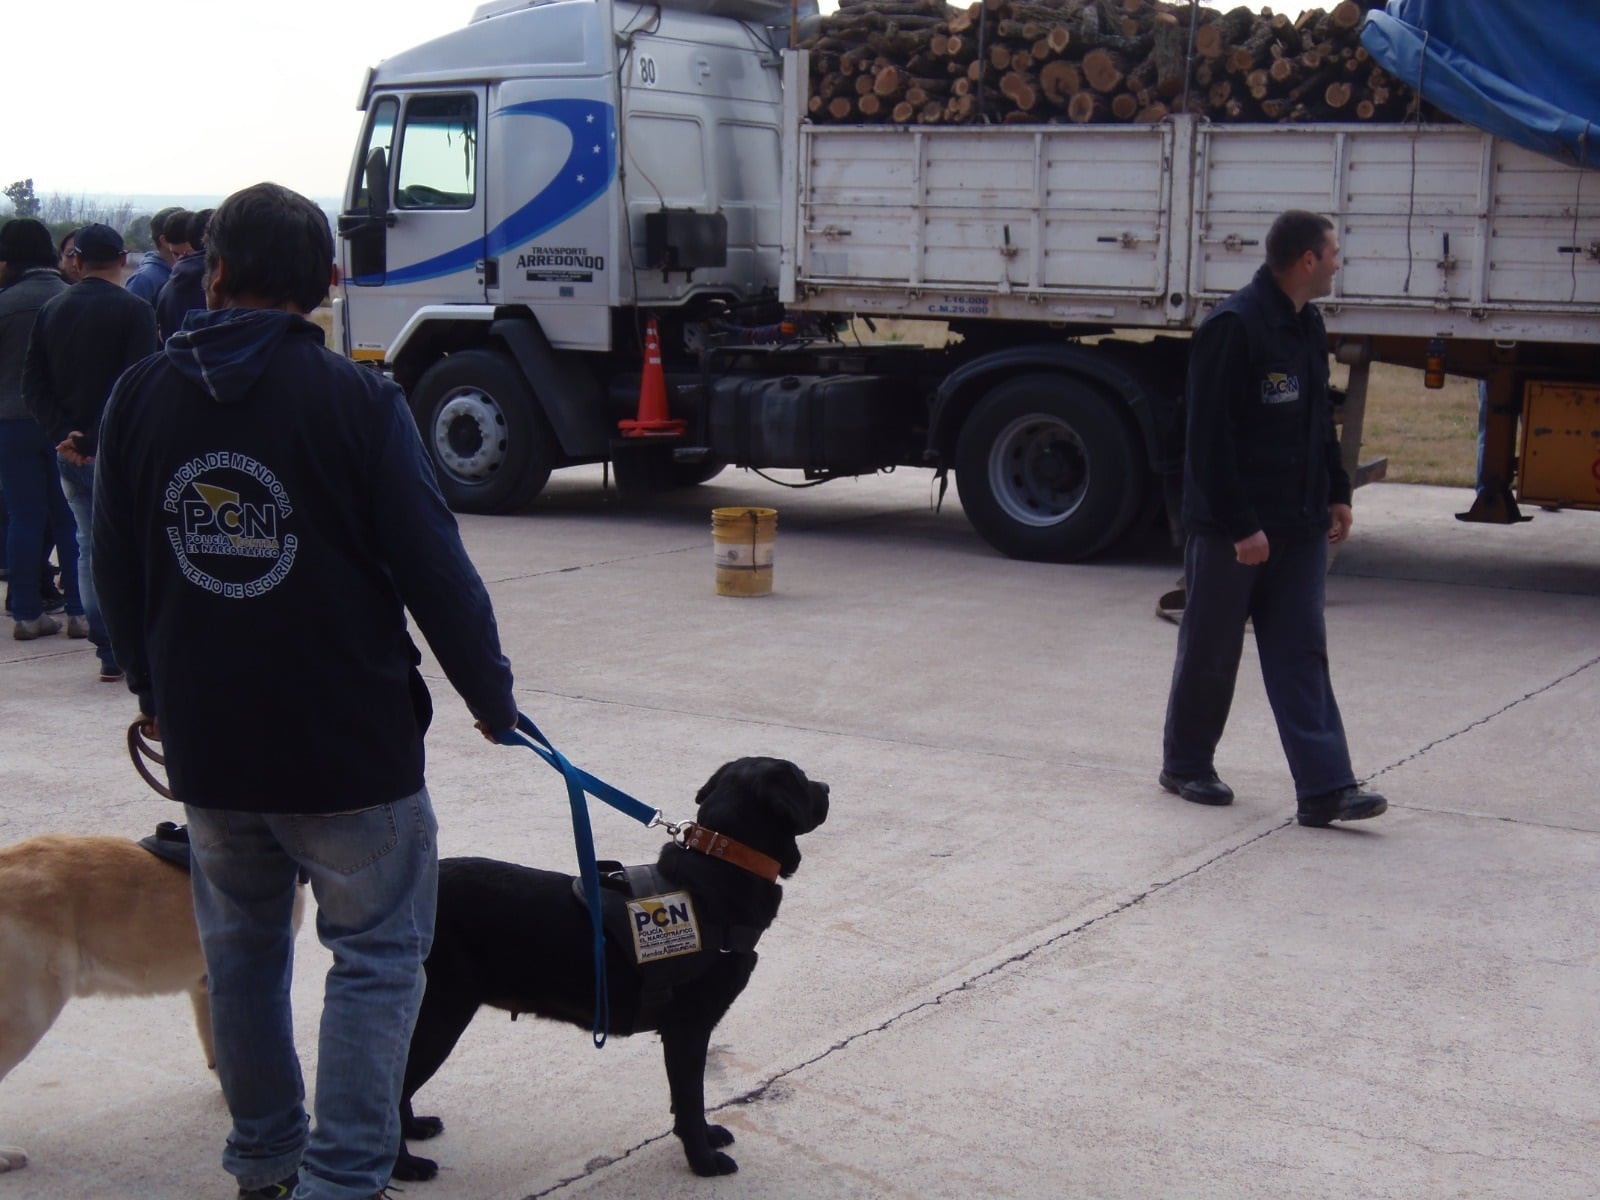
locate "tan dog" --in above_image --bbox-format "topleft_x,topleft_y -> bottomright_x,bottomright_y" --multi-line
0,833 -> 303,1173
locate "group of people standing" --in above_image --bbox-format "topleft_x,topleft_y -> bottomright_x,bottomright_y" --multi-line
0,204 -> 213,676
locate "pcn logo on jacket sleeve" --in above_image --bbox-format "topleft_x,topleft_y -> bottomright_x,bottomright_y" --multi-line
161,451 -> 298,599
1260,372 -> 1303,405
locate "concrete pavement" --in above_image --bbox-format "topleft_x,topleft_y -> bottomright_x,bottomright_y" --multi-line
1,473 -> 1596,1199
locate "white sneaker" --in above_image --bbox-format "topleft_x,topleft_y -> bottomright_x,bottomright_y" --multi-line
13,615 -> 61,640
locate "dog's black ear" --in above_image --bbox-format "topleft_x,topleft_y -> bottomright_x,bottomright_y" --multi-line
760,760 -> 827,835
693,761 -> 732,809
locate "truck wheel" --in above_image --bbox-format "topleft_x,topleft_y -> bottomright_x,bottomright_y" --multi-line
410,349 -> 555,513
955,374 -> 1144,562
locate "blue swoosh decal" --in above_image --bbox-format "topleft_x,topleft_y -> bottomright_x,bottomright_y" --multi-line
373,98 -> 617,288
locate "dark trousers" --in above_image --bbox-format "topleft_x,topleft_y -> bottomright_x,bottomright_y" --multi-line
0,419 -> 81,622
1162,529 -> 1356,801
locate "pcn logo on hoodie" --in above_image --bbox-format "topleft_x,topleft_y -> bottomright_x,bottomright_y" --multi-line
162,451 -> 298,599
1260,371 -> 1302,405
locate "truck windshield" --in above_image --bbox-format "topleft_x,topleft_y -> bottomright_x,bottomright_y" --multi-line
395,94 -> 478,211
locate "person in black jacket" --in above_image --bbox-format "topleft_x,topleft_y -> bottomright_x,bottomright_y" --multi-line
93,182 -> 520,1200
1160,210 -> 1387,829
0,217 -> 78,640
21,221 -> 158,680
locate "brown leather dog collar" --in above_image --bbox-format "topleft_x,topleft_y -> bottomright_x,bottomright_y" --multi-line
679,823 -> 781,883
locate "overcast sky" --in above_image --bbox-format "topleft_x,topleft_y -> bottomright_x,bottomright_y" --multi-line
5,1 -> 481,203
4,0 -> 1320,206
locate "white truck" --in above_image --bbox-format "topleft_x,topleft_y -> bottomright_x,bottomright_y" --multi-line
334,0 -> 1600,561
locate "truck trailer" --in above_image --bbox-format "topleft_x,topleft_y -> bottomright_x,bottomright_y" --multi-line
334,0 -> 1600,561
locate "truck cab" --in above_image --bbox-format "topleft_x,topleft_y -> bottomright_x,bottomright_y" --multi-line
335,0 -> 801,509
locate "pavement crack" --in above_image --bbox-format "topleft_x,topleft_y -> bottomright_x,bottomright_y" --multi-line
517,821 -> 1288,1194
713,820 -> 1290,1113
518,1130 -> 676,1198
486,544 -> 700,585
1366,651 -> 1600,788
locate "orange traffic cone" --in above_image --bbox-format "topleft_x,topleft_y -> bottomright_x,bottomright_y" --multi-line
619,318 -> 686,437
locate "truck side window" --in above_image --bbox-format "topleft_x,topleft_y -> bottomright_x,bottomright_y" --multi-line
351,98 -> 398,211
395,94 -> 479,211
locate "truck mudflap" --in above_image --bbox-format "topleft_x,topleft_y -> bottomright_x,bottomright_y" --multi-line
490,317 -> 610,460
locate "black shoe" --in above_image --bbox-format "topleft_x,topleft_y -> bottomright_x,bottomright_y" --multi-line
1159,769 -> 1234,806
238,1175 -> 298,1200
39,585 -> 66,615
1297,785 -> 1388,827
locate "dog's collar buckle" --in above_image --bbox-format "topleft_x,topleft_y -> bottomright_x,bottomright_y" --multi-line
677,823 -> 782,883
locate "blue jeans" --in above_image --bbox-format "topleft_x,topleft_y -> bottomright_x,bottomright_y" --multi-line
57,457 -> 113,667
186,790 -> 439,1200
0,420 -> 80,622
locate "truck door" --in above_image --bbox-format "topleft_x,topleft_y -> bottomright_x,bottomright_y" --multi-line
339,88 -> 488,364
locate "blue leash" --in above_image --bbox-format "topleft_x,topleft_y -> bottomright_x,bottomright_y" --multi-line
496,712 -> 660,1046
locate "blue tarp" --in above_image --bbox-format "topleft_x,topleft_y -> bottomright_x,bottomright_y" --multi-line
1361,0 -> 1600,169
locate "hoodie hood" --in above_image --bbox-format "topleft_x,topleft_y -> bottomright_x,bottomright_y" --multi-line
169,252 -> 205,283
164,307 -> 318,405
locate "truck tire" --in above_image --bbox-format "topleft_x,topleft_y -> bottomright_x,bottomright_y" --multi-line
410,349 -> 556,513
955,374 -> 1144,562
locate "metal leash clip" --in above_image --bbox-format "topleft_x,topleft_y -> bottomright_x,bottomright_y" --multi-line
647,812 -> 694,844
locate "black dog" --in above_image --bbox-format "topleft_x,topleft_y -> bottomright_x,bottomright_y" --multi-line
395,756 -> 829,1181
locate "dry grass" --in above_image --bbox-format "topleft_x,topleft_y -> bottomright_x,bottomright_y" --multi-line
1335,362 -> 1479,487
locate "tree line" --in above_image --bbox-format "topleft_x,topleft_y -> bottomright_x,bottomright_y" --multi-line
4,178 -> 159,252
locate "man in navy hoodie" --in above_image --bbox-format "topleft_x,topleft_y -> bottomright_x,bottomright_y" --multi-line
123,206 -> 184,303
94,182 -> 519,1200
154,207 -> 213,341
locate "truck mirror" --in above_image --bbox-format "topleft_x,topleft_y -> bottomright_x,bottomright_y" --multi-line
365,148 -> 390,219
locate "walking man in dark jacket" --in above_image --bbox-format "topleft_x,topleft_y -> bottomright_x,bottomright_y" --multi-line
93,182 -> 520,1200
21,221 -> 157,680
1160,209 -> 1387,828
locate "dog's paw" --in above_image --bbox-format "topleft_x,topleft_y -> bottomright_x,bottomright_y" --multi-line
392,1149 -> 440,1182
707,1124 -> 736,1150
402,1113 -> 445,1141
691,1151 -> 738,1177
685,1144 -> 739,1177
0,1145 -> 28,1173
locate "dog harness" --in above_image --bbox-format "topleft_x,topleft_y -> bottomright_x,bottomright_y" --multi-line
572,862 -> 765,1030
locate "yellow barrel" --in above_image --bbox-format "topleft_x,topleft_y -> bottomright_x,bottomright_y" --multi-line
711,507 -> 777,597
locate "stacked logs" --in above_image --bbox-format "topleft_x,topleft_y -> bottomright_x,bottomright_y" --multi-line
802,0 -> 1440,126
